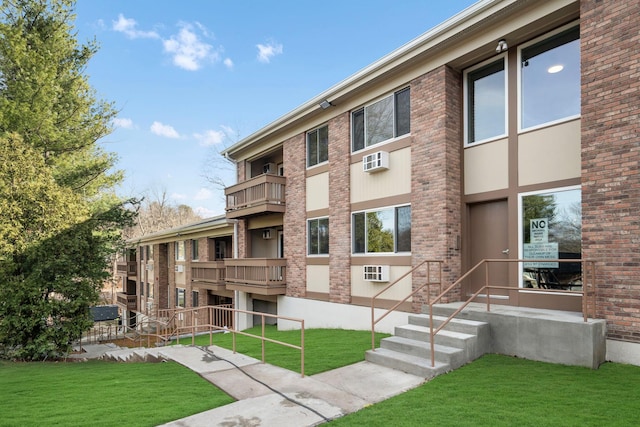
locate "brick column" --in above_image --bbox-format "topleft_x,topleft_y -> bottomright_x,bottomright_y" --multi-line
329,112 -> 352,304
284,133 -> 307,297
410,65 -> 462,311
581,0 -> 640,341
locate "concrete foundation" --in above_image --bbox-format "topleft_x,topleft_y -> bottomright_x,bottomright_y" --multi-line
606,339 -> 640,366
432,302 -> 607,369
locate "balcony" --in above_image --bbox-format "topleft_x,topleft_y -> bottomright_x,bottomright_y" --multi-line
191,261 -> 227,291
116,261 -> 137,277
116,292 -> 137,311
224,258 -> 286,295
225,174 -> 286,219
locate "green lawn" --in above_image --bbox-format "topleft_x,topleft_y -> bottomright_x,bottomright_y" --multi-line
0,360 -> 234,427
174,326 -> 390,375
328,354 -> 640,427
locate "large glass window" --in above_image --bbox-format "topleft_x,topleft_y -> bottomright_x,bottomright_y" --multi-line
307,125 -> 328,167
520,25 -> 580,130
352,88 -> 410,152
308,217 -> 329,255
465,57 -> 506,144
353,205 -> 411,254
521,188 -> 581,289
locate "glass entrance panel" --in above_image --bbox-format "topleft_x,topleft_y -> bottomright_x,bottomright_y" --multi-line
520,187 -> 581,289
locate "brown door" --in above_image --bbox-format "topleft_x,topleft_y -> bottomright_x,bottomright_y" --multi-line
464,200 -> 510,300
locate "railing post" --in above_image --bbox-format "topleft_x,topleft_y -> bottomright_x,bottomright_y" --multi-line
485,262 -> 491,312
300,320 -> 305,378
261,314 -> 266,363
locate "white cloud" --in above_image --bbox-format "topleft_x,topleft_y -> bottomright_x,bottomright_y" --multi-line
150,121 -> 180,138
256,41 -> 283,63
112,117 -> 134,129
193,128 -> 226,146
163,23 -> 218,71
223,58 -> 234,69
112,14 -> 160,39
194,188 -> 213,201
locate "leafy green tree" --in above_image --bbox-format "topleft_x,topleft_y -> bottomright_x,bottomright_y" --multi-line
0,1 -> 136,360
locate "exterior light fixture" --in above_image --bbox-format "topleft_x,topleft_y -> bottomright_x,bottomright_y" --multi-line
319,100 -> 332,109
495,39 -> 508,53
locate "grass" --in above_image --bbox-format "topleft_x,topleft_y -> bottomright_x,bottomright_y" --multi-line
328,354 -> 640,426
0,360 -> 234,427
174,325 -> 390,375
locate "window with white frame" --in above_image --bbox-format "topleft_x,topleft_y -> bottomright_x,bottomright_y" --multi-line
352,205 -> 411,254
465,56 -> 507,144
308,217 -> 329,255
175,288 -> 185,307
520,24 -> 580,130
175,241 -> 185,261
307,125 -> 328,167
352,87 -> 410,152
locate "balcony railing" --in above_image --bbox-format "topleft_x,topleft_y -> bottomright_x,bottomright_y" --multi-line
116,292 -> 137,311
191,261 -> 226,290
116,261 -> 137,276
225,174 -> 286,219
224,258 -> 286,295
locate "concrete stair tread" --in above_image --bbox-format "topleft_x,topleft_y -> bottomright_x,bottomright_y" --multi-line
366,348 -> 450,378
399,324 -> 475,340
411,314 -> 488,327
382,335 -> 463,355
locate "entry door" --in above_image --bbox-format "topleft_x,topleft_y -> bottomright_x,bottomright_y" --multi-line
464,200 -> 510,299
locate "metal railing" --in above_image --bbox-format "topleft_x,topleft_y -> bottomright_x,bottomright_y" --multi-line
370,260 -> 443,350
370,258 -> 597,367
424,258 -> 597,367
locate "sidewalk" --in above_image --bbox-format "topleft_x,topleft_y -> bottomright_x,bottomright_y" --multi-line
153,345 -> 426,426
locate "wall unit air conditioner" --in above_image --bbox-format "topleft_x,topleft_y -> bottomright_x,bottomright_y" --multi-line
362,151 -> 389,173
262,229 -> 273,240
363,265 -> 390,282
263,162 -> 276,174
174,265 -> 184,273
145,263 -> 153,271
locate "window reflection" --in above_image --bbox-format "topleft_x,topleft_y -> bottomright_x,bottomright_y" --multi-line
466,58 -> 506,143
521,188 -> 582,289
521,26 -> 580,129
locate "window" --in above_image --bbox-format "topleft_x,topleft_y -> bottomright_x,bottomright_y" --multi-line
520,25 -> 580,130
308,217 -> 329,255
175,288 -> 185,307
307,125 -> 328,167
353,205 -> 411,254
215,240 -> 226,260
352,87 -> 410,152
520,187 -> 581,289
175,241 -> 185,261
191,240 -> 199,261
465,57 -> 506,144
140,281 -> 144,296
192,290 -> 199,307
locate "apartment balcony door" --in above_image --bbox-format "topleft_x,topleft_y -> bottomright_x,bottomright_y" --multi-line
277,230 -> 284,258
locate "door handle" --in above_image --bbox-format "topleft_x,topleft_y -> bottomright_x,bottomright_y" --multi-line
502,248 -> 509,254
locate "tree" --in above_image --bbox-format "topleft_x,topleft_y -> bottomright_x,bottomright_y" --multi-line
0,1 -> 135,360
124,188 -> 202,240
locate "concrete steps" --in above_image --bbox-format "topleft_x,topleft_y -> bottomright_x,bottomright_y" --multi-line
366,312 -> 490,379
101,346 -> 170,363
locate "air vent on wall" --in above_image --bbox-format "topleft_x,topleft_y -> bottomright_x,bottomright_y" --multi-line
263,162 -> 276,174
363,265 -> 390,282
362,151 -> 389,173
145,263 -> 153,271
174,265 -> 184,273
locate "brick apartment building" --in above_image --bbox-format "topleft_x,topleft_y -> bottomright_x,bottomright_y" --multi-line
116,0 -> 639,366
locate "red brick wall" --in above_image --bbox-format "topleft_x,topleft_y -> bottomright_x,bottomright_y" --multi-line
581,0 -> 640,342
284,133 -> 307,297
410,65 -> 462,310
328,112 -> 352,304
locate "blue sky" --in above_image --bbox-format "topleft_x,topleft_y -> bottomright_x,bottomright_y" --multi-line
74,1 -> 477,217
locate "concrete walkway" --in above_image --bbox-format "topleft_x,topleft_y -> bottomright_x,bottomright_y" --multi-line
152,345 -> 426,426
